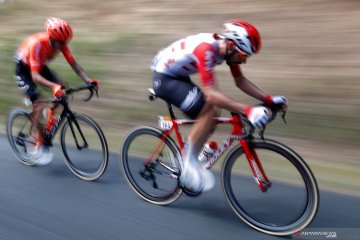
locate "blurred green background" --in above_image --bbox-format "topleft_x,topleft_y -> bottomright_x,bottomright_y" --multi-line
0,0 -> 359,195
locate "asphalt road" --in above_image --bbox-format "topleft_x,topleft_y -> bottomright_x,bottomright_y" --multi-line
0,135 -> 359,240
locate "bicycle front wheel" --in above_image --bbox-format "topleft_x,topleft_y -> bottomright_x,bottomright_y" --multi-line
7,108 -> 39,165
121,126 -> 183,205
60,114 -> 108,181
222,139 -> 319,236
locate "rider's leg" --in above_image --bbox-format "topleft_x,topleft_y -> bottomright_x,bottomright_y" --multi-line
29,66 -> 59,163
30,100 -> 45,147
152,72 -> 216,191
182,103 -> 217,191
31,66 -> 63,144
153,71 -> 217,152
15,60 -> 44,147
40,66 -> 64,117
188,102 -> 218,152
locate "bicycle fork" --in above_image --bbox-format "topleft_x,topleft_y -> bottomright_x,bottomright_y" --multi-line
68,117 -> 88,150
240,139 -> 271,192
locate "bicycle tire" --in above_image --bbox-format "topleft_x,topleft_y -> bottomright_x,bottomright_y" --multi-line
222,139 -> 319,236
7,108 -> 39,166
121,126 -> 183,205
60,114 -> 109,181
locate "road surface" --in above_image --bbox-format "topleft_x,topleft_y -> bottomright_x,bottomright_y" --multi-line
0,135 -> 359,240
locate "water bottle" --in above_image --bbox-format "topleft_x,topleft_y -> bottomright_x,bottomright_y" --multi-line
199,141 -> 218,162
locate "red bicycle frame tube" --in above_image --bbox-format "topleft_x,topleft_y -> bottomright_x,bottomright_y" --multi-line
239,139 -> 269,192
144,129 -> 172,166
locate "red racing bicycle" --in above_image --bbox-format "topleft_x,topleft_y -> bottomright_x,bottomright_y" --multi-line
121,89 -> 319,236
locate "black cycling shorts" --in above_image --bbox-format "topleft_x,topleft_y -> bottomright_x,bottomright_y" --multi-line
152,71 -> 205,119
15,60 -> 61,102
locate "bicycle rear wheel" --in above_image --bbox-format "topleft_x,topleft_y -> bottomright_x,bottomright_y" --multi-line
222,139 -> 319,236
7,108 -> 39,165
60,114 -> 108,181
121,126 -> 183,205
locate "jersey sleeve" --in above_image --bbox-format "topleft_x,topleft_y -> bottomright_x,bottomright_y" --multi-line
193,43 -> 217,87
28,43 -> 42,73
61,45 -> 75,65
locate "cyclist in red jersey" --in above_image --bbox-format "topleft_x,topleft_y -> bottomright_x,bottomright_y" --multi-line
151,20 -> 288,192
14,17 -> 99,164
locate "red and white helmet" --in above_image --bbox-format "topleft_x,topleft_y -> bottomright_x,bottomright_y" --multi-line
45,17 -> 73,42
223,20 -> 261,55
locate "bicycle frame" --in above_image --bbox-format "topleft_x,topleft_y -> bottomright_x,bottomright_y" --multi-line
38,86 -> 95,150
149,101 -> 272,192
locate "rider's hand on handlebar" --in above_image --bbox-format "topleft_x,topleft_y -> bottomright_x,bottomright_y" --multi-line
264,95 -> 288,112
245,106 -> 272,128
87,79 -> 100,90
52,84 -> 65,98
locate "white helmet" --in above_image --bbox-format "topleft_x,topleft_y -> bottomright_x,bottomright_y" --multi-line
222,20 -> 261,55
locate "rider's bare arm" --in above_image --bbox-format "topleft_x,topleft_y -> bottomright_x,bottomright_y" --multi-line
234,75 -> 267,101
231,65 -> 267,102
61,45 -> 90,83
69,61 -> 90,82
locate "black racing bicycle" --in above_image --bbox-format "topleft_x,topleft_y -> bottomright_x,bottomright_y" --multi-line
7,85 -> 108,181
